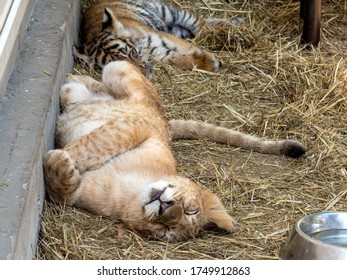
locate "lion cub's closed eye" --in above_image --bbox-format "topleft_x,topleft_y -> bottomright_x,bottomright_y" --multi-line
44,60 -> 304,241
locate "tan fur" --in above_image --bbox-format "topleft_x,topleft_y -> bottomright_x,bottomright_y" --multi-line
44,61 -> 305,241
75,0 -> 222,72
44,61 -> 237,241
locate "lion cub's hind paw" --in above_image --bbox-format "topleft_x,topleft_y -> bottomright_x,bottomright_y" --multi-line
44,150 -> 81,198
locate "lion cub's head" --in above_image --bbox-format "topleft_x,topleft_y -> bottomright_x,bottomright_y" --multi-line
119,176 -> 237,241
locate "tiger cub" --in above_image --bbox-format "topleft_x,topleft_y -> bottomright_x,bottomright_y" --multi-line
73,0 -> 228,74
43,61 -> 305,242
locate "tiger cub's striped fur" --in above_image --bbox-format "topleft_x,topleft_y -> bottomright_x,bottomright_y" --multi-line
74,0 -> 224,74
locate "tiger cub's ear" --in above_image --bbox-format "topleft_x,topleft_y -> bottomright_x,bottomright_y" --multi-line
102,8 -> 124,33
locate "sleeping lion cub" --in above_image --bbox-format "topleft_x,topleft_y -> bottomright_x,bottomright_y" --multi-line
43,61 -> 305,241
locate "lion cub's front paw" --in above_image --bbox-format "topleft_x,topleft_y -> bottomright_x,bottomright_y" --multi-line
44,150 -> 81,200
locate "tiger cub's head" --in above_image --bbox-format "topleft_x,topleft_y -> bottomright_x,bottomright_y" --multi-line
119,177 -> 237,242
74,8 -> 151,77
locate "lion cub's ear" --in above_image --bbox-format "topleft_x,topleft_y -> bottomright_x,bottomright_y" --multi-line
202,189 -> 237,233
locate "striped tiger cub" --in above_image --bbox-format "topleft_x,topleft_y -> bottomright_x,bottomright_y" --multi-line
74,0 -> 231,74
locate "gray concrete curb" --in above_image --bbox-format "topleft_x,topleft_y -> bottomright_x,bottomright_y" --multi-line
0,0 -> 80,259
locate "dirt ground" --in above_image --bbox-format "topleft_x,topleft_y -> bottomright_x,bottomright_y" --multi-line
36,0 -> 347,260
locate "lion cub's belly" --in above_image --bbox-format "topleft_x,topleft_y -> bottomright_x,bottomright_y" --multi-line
56,102 -> 123,147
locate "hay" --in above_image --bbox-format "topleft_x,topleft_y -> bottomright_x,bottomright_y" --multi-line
36,0 -> 347,260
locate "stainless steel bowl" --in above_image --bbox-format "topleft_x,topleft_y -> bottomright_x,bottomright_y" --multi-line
281,212 -> 347,260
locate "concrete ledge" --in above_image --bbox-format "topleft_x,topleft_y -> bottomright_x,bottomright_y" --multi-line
0,0 -> 80,259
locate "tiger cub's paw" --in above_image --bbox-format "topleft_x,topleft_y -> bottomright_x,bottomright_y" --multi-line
192,50 -> 222,72
44,150 -> 81,198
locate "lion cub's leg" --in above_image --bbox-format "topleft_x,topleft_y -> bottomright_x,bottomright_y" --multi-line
62,117 -> 153,173
62,61 -> 161,173
43,150 -> 81,205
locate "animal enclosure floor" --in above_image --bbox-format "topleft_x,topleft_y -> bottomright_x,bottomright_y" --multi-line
36,0 -> 347,260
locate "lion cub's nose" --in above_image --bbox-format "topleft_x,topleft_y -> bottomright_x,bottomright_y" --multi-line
159,200 -> 175,215
159,204 -> 183,225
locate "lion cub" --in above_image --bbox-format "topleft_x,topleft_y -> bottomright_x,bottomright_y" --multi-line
43,61 -> 305,241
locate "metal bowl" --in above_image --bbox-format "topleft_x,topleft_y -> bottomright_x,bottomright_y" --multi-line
281,212 -> 347,260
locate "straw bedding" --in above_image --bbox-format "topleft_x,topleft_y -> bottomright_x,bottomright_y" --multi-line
36,0 -> 347,260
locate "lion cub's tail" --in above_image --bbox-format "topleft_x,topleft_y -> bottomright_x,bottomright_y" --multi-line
169,119 -> 305,158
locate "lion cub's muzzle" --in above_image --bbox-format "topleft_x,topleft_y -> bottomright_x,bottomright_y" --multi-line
159,203 -> 183,225
158,200 -> 175,215
148,187 -> 183,224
